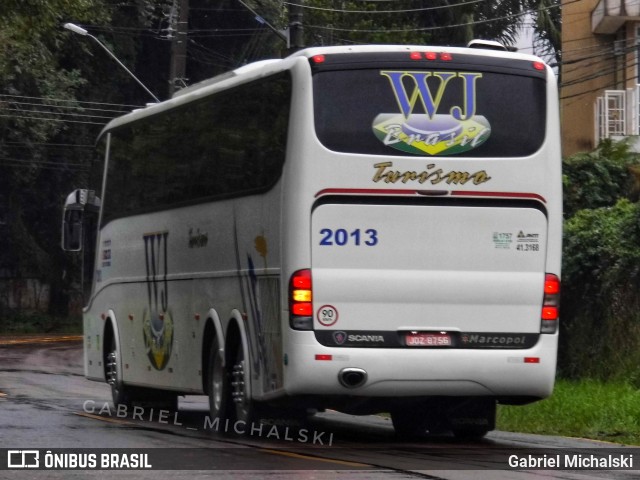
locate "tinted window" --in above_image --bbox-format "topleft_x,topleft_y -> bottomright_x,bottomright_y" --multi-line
102,72 -> 292,224
314,69 -> 546,157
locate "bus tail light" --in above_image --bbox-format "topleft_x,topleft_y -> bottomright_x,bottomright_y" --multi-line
541,273 -> 560,334
290,269 -> 313,330
410,52 -> 453,61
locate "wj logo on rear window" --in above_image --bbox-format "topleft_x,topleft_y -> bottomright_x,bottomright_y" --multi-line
372,70 -> 491,156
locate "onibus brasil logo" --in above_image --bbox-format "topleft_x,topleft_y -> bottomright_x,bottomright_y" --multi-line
373,70 -> 490,155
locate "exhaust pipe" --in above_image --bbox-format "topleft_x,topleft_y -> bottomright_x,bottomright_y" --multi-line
338,368 -> 367,389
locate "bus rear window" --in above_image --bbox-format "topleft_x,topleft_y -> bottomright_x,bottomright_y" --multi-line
313,68 -> 546,157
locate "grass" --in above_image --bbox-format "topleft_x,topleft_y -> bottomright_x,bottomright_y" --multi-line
0,313 -> 82,335
497,379 -> 640,445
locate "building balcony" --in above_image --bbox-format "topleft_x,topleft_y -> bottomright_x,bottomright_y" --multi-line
592,0 -> 640,34
595,86 -> 640,147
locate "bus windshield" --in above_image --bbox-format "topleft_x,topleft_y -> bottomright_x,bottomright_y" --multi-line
313,64 -> 547,157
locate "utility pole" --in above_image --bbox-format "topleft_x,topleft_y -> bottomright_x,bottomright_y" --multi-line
288,0 -> 304,53
169,0 -> 189,96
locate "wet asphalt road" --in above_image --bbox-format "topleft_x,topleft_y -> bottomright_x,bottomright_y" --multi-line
0,336 -> 637,479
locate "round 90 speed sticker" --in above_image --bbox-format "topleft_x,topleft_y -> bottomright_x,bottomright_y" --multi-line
317,305 -> 338,327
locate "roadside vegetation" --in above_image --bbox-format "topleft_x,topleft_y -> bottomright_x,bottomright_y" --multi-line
0,313 -> 81,335
561,139 -> 640,384
498,139 -> 640,446
498,379 -> 640,446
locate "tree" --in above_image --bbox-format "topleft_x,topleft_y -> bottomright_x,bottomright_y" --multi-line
240,0 -> 560,57
0,0 -> 111,315
528,0 -> 561,64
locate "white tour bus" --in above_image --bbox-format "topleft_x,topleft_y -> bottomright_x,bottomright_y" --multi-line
62,43 -> 561,438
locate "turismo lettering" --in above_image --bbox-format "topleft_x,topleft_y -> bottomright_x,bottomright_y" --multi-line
372,161 -> 491,186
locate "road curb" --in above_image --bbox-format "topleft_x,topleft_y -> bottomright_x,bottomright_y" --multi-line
0,334 -> 83,346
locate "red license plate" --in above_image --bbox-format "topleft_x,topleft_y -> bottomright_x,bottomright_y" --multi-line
405,332 -> 452,347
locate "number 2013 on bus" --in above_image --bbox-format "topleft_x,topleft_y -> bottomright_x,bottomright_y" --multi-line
319,228 -> 379,246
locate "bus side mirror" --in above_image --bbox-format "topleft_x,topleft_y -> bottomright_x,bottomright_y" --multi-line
61,189 -> 101,252
63,208 -> 83,251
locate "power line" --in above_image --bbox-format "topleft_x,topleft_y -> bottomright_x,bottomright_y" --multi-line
189,7 -> 248,12
0,160 -> 89,172
189,39 -> 236,64
560,45 -> 640,88
188,27 -> 266,33
2,107 -> 117,121
187,50 -> 234,69
0,93 -> 141,109
187,32 -> 268,38
3,142 -> 94,148
283,0 -> 486,14
306,0 -> 565,33
0,114 -> 108,126
0,156 -> 89,168
559,40 -> 616,58
0,163 -> 89,172
559,45 -> 619,73
560,60 -> 640,103
0,94 -> 134,126
1,100 -> 129,114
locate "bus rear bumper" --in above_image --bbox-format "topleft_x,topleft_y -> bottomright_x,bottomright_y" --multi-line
283,331 -> 557,399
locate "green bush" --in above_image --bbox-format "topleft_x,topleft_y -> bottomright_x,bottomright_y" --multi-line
0,312 -> 82,334
563,138 -> 640,218
560,140 -> 640,383
561,200 -> 640,383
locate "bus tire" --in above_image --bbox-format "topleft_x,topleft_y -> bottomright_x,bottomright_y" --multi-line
207,336 -> 230,420
390,409 -> 430,438
391,400 -> 449,439
230,339 -> 257,427
449,398 -> 495,441
106,334 -> 134,408
452,427 -> 490,440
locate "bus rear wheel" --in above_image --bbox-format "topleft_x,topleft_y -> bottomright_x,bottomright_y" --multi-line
207,336 -> 230,420
391,410 -> 429,438
449,398 -> 495,440
391,409 -> 445,438
391,400 -> 448,439
230,341 -> 257,427
452,427 -> 491,440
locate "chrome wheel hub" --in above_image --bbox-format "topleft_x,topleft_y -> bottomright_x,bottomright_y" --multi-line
106,352 -> 117,385
231,361 -> 245,404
